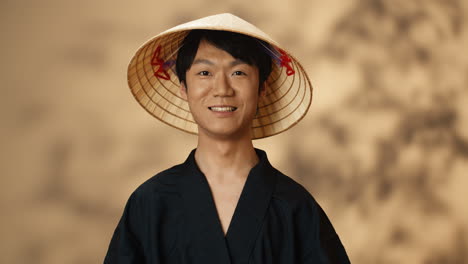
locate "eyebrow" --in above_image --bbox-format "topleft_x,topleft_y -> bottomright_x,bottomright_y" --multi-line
192,59 -> 214,65
192,58 -> 248,66
230,59 -> 248,67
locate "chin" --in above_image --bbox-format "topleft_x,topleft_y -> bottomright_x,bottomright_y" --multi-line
200,126 -> 251,140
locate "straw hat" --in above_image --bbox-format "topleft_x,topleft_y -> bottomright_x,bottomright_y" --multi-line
127,13 -> 312,139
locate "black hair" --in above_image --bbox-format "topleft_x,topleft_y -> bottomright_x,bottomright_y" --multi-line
175,30 -> 273,89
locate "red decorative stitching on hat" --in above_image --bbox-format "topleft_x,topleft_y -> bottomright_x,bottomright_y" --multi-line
151,45 -> 170,80
278,49 -> 295,76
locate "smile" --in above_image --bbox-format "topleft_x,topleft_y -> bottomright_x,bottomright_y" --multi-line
208,106 -> 237,112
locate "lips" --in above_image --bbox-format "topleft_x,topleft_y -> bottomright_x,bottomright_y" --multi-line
208,106 -> 237,112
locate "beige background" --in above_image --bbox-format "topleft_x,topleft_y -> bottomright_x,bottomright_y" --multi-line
1,0 -> 468,263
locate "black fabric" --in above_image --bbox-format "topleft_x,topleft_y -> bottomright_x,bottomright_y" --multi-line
104,149 -> 351,264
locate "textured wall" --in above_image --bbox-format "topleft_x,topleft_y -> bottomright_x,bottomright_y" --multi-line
1,0 -> 468,263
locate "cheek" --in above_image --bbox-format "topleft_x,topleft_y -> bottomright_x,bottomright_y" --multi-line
185,85 -> 204,101
186,78 -> 211,95
242,92 -> 260,112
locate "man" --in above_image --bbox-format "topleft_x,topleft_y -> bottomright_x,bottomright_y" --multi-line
104,13 -> 350,263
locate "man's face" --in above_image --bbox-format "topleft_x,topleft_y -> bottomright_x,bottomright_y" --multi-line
180,40 -> 264,140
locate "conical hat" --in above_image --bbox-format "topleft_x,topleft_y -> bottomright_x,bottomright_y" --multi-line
127,13 -> 313,139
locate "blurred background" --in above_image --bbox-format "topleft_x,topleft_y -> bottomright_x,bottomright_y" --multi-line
1,0 -> 468,263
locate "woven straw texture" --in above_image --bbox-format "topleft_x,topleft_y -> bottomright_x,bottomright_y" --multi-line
127,13 -> 313,139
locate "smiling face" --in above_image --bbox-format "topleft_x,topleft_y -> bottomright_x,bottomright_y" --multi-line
180,40 -> 265,140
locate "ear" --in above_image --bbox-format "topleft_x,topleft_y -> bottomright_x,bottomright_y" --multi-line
180,81 -> 188,100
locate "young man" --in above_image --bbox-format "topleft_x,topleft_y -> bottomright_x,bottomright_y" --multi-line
104,13 -> 350,263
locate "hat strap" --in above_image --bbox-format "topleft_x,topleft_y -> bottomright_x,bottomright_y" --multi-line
257,40 -> 295,76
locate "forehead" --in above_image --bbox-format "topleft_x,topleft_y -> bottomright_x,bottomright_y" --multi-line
194,40 -> 235,58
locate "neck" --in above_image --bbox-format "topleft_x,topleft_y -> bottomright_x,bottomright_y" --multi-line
195,133 -> 259,183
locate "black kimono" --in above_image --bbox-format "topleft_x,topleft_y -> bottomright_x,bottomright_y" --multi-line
104,149 -> 350,263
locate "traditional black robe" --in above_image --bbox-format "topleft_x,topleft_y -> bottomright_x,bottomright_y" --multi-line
104,149 -> 350,263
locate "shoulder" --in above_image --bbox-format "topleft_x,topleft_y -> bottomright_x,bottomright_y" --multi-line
130,163 -> 186,202
271,168 -> 319,212
119,163 -> 186,223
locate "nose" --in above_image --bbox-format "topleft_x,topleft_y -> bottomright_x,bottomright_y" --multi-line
213,73 -> 234,97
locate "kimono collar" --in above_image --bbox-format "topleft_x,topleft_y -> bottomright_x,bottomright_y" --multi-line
178,148 -> 277,263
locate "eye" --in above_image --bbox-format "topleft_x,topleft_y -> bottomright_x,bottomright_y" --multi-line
197,71 -> 210,76
232,71 -> 246,76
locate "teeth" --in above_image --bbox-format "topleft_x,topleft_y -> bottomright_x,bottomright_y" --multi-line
209,106 -> 237,112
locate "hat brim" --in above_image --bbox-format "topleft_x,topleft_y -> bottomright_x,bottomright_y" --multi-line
127,13 -> 313,139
